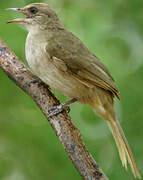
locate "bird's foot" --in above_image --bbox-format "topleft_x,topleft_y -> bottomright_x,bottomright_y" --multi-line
48,103 -> 70,117
48,98 -> 77,117
24,78 -> 43,88
28,77 -> 50,89
30,78 -> 43,85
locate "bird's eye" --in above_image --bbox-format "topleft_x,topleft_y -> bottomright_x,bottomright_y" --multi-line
29,7 -> 38,14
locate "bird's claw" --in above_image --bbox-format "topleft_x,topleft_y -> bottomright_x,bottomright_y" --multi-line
48,104 -> 70,117
28,78 -> 50,89
30,78 -> 43,85
65,106 -> 70,113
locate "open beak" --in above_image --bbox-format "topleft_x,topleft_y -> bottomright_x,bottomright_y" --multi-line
6,8 -> 30,24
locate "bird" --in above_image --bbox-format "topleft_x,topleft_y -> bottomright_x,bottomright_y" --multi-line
6,3 -> 141,178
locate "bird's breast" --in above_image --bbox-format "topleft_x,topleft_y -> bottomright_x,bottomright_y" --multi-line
25,33 -> 60,87
25,33 -> 90,100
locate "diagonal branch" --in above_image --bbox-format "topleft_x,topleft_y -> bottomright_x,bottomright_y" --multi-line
0,39 -> 108,180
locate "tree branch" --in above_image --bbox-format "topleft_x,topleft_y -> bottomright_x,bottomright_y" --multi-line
0,39 -> 108,180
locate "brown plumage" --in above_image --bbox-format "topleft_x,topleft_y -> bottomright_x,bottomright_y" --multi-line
7,3 -> 141,178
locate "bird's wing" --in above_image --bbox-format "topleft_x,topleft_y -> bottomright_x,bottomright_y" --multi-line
46,30 -> 120,99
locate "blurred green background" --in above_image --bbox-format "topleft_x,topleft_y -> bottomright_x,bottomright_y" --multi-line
0,0 -> 143,179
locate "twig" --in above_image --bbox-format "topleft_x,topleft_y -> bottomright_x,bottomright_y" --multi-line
0,39 -> 108,180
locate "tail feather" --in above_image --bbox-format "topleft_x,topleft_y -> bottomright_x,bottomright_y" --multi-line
107,119 -> 141,179
86,87 -> 141,178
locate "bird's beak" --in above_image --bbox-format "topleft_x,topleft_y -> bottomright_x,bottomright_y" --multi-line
6,7 -> 30,24
6,8 -> 22,12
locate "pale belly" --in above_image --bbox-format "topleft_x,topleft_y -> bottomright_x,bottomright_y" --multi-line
25,33 -> 90,100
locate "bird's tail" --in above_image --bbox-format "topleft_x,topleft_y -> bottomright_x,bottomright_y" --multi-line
86,88 -> 141,179
107,119 -> 141,179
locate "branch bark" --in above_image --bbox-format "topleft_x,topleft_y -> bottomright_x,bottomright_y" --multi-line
0,39 -> 108,180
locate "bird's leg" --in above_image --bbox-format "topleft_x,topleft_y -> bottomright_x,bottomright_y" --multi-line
48,98 -> 77,117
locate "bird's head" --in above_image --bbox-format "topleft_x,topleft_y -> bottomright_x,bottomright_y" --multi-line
7,3 -> 62,30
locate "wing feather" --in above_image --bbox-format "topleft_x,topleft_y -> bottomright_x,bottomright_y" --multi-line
46,30 -> 120,99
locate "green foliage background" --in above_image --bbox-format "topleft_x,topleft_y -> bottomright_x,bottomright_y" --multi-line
0,0 -> 143,179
